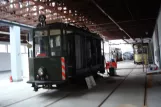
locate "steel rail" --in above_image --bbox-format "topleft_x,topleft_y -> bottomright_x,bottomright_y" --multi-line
98,67 -> 135,107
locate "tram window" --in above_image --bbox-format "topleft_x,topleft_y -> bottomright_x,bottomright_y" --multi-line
63,30 -> 73,34
55,36 -> 60,46
134,48 -> 141,54
50,29 -> 61,35
134,46 -> 147,54
34,36 -> 49,57
49,29 -> 61,56
35,30 -> 48,37
143,47 -> 147,53
50,35 -> 61,56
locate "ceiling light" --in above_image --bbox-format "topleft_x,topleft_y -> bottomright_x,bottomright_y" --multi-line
26,2 -> 29,6
20,4 -> 22,8
53,13 -> 57,15
39,6 -> 43,10
2,1 -> 7,4
145,32 -> 148,35
52,2 -> 55,7
33,13 -> 37,16
10,4 -> 13,8
58,7 -> 62,10
32,6 -> 37,11
63,7 -> 67,10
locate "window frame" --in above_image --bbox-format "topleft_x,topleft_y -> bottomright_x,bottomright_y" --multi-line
33,28 -> 50,58
49,28 -> 62,57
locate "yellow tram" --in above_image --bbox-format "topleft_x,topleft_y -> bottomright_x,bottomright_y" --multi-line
133,43 -> 148,65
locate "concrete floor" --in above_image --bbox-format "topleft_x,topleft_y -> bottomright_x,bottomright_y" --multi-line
0,61 -> 160,107
147,75 -> 161,107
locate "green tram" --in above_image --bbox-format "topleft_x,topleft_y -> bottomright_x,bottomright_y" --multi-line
27,22 -> 105,91
133,43 -> 148,65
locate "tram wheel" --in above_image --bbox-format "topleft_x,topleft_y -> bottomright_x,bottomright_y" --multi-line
34,86 -> 38,92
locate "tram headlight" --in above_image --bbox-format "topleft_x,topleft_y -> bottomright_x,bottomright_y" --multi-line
36,75 -> 39,79
38,67 -> 44,76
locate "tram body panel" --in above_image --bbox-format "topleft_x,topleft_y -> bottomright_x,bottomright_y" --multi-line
28,57 -> 64,84
133,43 -> 148,65
134,54 -> 148,64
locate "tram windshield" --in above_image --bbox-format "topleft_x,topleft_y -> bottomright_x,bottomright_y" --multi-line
134,45 -> 147,54
34,30 -> 49,57
34,29 -> 62,57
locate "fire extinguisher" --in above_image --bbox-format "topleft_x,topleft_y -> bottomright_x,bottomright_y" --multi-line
10,76 -> 13,82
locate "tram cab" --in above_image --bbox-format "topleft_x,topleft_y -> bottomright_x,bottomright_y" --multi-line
27,17 -> 105,91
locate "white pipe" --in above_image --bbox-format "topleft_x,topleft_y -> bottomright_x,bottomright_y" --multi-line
0,31 -> 27,36
0,19 -> 35,29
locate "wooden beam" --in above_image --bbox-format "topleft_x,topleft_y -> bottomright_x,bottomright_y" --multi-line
29,0 -> 79,24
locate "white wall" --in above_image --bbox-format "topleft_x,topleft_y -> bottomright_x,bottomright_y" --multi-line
104,42 -> 110,61
152,31 -> 160,67
21,54 -> 29,77
104,40 -> 133,62
0,53 -> 29,76
157,8 -> 161,45
0,53 -> 11,71
0,42 -> 29,77
152,6 -> 161,68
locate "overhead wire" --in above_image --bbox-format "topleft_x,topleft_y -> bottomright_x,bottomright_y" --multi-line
90,0 -> 134,43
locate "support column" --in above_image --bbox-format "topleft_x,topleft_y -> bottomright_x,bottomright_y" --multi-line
158,12 -> 161,68
10,26 -> 22,82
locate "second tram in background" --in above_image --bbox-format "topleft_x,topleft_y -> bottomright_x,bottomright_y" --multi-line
133,43 -> 148,65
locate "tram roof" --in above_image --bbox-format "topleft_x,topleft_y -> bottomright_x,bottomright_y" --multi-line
34,22 -> 102,40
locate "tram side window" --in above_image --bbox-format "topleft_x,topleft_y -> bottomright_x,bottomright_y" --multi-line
134,46 -> 147,54
143,47 -> 147,54
134,47 -> 141,54
50,36 -> 61,56
96,40 -> 101,64
86,39 -> 92,66
75,35 -> 85,69
50,29 -> 61,56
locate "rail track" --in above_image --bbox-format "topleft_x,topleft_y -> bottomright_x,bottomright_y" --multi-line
3,65 -> 147,107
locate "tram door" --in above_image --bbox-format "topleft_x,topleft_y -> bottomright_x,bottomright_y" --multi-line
66,34 -> 75,77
